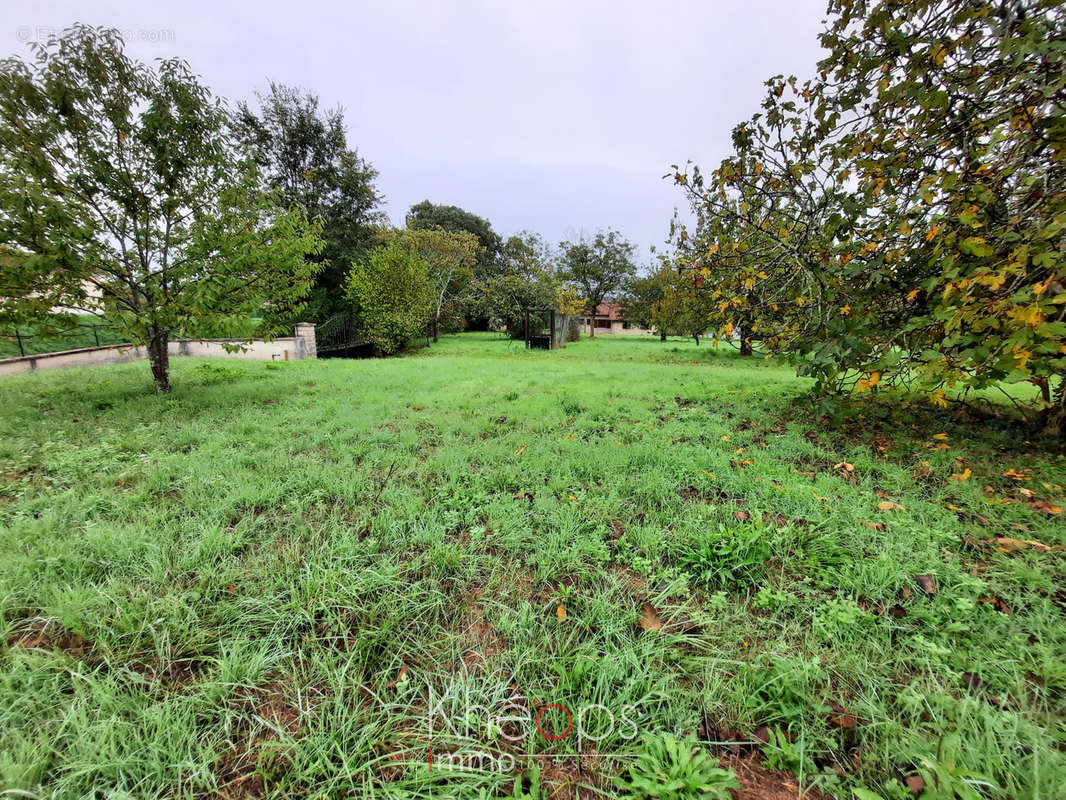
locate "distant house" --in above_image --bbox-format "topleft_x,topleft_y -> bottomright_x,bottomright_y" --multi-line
580,301 -> 655,336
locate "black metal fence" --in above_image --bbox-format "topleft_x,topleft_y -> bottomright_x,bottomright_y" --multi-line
2,322 -> 127,359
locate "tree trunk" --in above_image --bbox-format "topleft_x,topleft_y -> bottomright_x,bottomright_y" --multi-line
432,314 -> 439,343
739,323 -> 753,356
1040,374 -> 1066,438
659,331 -> 667,342
693,334 -> 700,345
147,327 -> 171,393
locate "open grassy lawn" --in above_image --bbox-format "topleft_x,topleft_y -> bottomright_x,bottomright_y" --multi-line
1,332 -> 1064,799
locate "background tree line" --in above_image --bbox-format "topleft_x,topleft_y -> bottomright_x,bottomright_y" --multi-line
0,24 -> 654,385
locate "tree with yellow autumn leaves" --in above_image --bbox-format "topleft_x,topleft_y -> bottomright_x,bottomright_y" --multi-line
672,0 -> 1066,433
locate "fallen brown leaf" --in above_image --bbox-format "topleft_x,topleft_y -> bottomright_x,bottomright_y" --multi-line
978,595 -> 1011,614
914,574 -> 937,595
1029,499 -> 1063,515
386,664 -> 408,689
733,510 -> 751,523
639,603 -> 663,632
556,604 -> 567,622
858,519 -> 887,531
878,501 -> 906,511
827,703 -> 857,729
905,774 -> 926,796
994,536 -> 1038,553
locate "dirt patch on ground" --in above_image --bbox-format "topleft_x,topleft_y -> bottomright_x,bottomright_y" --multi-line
679,484 -> 746,506
533,757 -> 592,800
459,588 -> 506,671
213,680 -> 318,799
8,619 -> 94,659
721,754 -> 833,800
130,655 -> 210,689
233,681 -> 306,734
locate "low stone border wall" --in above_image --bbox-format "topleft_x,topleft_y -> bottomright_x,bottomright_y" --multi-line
0,323 -> 316,377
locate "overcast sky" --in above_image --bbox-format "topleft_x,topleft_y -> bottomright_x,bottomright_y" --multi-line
3,1 -> 828,263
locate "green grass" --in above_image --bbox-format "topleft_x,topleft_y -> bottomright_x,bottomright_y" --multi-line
0,332 -> 1063,799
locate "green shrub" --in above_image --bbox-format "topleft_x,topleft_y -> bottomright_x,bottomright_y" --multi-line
615,732 -> 739,800
345,242 -> 433,355
677,522 -> 772,591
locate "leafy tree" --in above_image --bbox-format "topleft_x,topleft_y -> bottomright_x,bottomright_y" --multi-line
470,231 -> 560,338
650,269 -> 714,345
669,201 -> 770,356
380,226 -> 481,341
673,0 -> 1066,432
558,230 -> 638,336
233,83 -> 383,321
406,200 -> 501,278
345,241 -> 432,355
622,269 -> 669,340
0,25 -> 323,393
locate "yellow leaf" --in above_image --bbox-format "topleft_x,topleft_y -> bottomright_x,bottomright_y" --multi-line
930,390 -> 948,408
933,432 -> 949,441
1009,306 -> 1043,326
907,288 -> 920,302
556,604 -> 567,622
925,225 -> 941,242
856,371 -> 881,393
514,443 -> 527,458
950,468 -> 972,482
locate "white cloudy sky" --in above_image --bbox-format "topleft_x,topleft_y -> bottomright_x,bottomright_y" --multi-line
2,1 -> 828,262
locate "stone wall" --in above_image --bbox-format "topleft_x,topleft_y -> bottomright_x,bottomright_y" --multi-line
0,324 -> 316,377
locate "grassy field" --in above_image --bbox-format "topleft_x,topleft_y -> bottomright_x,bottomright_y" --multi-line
1,332 -> 1064,799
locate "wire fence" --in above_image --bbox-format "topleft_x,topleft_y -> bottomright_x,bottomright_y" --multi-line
1,321 -> 127,359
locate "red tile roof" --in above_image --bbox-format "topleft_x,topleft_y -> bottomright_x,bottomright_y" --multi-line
591,301 -> 622,320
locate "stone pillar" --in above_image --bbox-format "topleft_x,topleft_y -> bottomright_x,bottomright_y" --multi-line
294,322 -> 317,359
